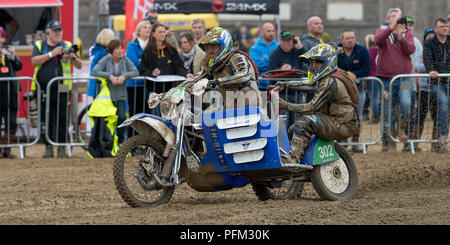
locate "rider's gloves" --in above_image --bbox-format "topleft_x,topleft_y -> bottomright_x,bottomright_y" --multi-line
274,81 -> 287,90
267,81 -> 287,91
207,79 -> 219,89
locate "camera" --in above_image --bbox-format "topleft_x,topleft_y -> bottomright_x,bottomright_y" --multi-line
62,44 -> 79,55
396,16 -> 408,25
293,39 -> 298,44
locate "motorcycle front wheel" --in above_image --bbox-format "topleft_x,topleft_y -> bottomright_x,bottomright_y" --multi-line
311,143 -> 358,201
113,134 -> 175,207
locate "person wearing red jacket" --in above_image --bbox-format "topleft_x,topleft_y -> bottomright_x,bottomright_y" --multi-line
375,8 -> 416,152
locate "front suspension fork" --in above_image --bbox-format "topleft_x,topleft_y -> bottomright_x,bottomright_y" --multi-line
152,105 -> 186,187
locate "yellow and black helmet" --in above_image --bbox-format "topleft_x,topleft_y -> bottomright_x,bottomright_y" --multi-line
300,43 -> 338,83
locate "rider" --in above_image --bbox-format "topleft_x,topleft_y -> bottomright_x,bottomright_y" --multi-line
157,27 -> 262,181
181,27 -> 261,111
272,43 -> 359,163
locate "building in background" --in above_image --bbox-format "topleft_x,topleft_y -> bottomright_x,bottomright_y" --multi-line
76,0 -> 449,57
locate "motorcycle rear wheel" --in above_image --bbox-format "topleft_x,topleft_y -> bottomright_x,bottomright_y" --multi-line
311,143 -> 358,201
113,134 -> 174,207
252,181 -> 305,201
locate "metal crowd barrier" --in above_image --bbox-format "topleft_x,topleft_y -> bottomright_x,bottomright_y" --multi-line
45,76 -> 182,154
336,77 -> 385,153
388,74 -> 450,154
45,76 -> 98,157
5,73 -> 447,158
0,77 -> 42,158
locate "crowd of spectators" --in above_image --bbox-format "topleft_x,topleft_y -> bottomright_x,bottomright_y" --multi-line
1,7 -> 449,158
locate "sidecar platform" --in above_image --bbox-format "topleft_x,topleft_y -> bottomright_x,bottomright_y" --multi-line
200,106 -> 310,180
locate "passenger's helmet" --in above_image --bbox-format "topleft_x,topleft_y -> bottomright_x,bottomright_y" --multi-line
300,43 -> 338,83
198,27 -> 234,68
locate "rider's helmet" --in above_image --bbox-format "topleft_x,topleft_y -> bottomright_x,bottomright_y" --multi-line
198,27 -> 234,68
299,43 -> 338,84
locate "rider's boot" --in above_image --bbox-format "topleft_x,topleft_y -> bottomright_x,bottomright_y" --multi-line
281,134 -> 309,164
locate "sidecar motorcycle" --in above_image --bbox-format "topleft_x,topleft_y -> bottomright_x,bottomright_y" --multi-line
113,83 -> 358,207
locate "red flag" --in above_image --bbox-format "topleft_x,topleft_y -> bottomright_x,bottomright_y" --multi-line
124,0 -> 154,51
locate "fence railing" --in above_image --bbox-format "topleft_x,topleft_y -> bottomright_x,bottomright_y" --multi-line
0,77 -> 42,158
1,74 -> 448,157
387,74 -> 450,154
337,77 -> 385,153
44,76 -> 98,157
261,76 -> 387,154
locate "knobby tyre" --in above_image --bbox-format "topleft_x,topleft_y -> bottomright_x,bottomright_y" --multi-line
252,181 -> 305,201
113,134 -> 175,207
311,143 -> 358,201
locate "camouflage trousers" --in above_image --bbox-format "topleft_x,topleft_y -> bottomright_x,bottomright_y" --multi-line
288,113 -> 358,156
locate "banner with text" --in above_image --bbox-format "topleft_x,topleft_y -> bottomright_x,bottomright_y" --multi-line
153,0 -> 279,15
125,0 -> 154,48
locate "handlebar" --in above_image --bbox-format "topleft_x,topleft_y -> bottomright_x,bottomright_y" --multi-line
270,85 -> 281,92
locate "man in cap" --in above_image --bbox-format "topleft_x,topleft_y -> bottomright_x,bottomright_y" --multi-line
268,30 -> 305,71
31,20 -> 82,158
268,30 -> 306,129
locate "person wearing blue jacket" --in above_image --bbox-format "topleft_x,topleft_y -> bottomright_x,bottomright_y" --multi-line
249,22 -> 279,90
88,28 -> 116,98
337,30 -> 371,153
125,20 -> 151,138
125,20 -> 151,118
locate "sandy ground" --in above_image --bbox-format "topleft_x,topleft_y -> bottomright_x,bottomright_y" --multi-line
0,140 -> 449,225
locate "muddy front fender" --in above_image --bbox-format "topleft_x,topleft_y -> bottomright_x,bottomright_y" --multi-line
119,114 -> 175,145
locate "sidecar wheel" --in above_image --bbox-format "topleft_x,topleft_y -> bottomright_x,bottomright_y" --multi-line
113,135 -> 175,207
252,181 -> 304,201
311,143 -> 358,201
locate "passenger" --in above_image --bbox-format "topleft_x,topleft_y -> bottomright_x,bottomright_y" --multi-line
271,43 -> 359,163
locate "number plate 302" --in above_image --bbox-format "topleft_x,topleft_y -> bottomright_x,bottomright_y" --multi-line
313,139 -> 339,165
